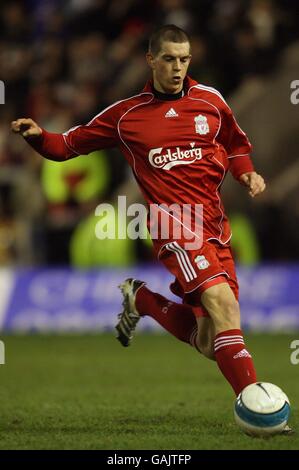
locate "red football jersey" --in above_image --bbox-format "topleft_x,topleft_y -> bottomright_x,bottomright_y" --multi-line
28,76 -> 254,252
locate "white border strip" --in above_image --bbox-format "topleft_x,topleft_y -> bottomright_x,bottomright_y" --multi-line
0,269 -> 15,329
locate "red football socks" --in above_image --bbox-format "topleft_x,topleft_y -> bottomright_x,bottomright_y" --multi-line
135,288 -> 257,396
135,285 -> 200,345
214,329 -> 257,395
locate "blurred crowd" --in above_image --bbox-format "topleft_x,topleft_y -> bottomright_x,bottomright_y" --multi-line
0,0 -> 298,266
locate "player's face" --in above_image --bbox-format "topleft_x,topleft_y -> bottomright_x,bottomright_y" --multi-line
147,41 -> 191,94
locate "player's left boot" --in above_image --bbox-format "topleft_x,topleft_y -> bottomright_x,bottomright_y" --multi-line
115,278 -> 145,347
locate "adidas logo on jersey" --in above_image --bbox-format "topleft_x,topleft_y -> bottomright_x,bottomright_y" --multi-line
165,108 -> 178,118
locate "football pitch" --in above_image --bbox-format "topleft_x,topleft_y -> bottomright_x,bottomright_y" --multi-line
0,333 -> 298,450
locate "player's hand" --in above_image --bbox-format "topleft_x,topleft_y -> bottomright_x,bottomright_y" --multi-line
239,172 -> 266,198
11,118 -> 42,138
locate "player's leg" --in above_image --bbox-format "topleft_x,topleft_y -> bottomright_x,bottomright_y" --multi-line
200,281 -> 257,395
182,241 -> 257,393
136,284 -> 201,343
115,242 -> 242,369
116,277 -> 222,365
193,316 -> 216,360
201,281 -> 240,333
184,276 -> 227,361
116,278 -> 205,348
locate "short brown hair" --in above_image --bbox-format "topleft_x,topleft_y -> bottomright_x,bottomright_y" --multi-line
148,24 -> 190,56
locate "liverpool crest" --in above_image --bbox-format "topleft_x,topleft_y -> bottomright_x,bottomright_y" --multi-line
194,114 -> 209,135
195,255 -> 210,270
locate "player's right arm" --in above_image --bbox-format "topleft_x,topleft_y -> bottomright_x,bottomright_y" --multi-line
11,118 -> 42,138
11,106 -> 119,161
11,118 -> 73,161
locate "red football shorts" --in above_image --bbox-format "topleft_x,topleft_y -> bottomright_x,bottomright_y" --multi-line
158,240 -> 239,313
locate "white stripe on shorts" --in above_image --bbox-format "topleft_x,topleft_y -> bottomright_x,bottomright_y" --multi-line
172,242 -> 197,279
166,243 -> 196,282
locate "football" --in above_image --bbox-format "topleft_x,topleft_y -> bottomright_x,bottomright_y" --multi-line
234,382 -> 291,437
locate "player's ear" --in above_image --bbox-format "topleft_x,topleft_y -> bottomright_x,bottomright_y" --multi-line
146,52 -> 155,70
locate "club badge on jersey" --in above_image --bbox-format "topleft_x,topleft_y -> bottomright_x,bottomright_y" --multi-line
194,114 -> 209,135
195,255 -> 210,270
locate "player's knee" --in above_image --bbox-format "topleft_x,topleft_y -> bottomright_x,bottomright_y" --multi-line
217,303 -> 240,331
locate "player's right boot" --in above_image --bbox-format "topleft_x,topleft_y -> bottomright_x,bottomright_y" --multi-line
115,278 -> 145,347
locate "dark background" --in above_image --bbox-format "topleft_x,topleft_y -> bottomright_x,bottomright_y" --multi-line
1,0 -> 299,267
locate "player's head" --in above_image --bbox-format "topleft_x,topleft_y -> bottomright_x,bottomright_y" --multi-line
146,25 -> 191,94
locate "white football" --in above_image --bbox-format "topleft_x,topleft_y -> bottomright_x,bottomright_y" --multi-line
234,382 -> 291,437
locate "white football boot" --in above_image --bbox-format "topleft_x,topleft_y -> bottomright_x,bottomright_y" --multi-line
115,278 -> 145,347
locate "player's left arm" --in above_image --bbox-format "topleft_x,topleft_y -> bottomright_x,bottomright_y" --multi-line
216,99 -> 266,197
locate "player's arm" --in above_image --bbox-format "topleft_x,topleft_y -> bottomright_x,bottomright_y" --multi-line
238,171 -> 266,198
216,101 -> 266,197
11,118 -> 42,138
11,118 -> 71,161
11,107 -> 119,161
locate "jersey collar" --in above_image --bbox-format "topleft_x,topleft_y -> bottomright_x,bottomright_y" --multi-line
153,88 -> 184,101
142,76 -> 198,97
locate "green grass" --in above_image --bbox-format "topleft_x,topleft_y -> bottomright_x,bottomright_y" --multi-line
0,333 -> 298,449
